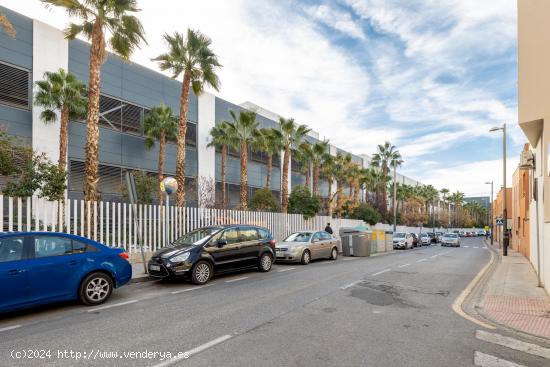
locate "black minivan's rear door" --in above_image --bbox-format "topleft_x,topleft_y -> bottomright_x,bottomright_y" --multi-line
236,226 -> 262,267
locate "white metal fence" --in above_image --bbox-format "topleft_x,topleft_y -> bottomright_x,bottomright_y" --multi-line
0,195 -> 363,254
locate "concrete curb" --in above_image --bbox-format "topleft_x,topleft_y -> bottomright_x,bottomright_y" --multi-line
130,275 -> 154,284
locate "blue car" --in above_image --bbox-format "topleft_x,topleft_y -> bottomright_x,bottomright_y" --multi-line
0,232 -> 132,313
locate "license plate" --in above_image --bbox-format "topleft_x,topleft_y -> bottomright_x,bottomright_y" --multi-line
149,265 -> 160,271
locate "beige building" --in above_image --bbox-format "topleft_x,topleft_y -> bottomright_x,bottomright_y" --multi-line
518,0 -> 550,290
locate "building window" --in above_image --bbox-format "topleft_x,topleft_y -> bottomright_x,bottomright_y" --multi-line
0,62 -> 30,110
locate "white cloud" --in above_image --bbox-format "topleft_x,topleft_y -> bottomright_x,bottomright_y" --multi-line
306,4 -> 366,40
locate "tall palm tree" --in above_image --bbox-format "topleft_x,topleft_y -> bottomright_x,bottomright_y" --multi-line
34,69 -> 87,173
440,188 -> 450,227
389,152 -> 403,230
143,103 -> 177,204
333,153 -> 353,216
43,0 -> 146,202
273,118 -> 310,213
207,121 -> 234,208
0,11 -> 16,38
224,110 -> 259,210
153,29 -> 221,206
311,141 -> 328,196
371,141 -> 401,216
295,141 -> 313,191
321,153 -> 336,216
254,128 -> 281,191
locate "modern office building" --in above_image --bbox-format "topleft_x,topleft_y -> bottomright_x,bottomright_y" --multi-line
464,196 -> 491,210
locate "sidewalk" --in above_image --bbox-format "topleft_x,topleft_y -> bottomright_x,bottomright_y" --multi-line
478,243 -> 550,339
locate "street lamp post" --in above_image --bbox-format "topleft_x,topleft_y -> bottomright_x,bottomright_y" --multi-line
393,165 -> 397,232
485,181 -> 493,245
489,124 -> 508,256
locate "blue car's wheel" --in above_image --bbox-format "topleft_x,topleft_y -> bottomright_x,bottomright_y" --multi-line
79,272 -> 114,306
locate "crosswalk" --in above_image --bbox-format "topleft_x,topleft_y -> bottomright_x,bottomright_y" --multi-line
473,329 -> 550,366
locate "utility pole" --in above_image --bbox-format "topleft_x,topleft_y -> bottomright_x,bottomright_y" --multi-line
490,123 -> 508,256
393,165 -> 397,232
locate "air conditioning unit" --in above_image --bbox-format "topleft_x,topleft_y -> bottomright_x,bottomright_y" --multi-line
519,150 -> 534,169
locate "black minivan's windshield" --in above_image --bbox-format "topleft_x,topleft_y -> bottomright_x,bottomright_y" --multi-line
171,227 -> 222,247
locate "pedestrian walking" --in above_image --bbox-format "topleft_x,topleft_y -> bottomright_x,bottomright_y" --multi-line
324,223 -> 333,235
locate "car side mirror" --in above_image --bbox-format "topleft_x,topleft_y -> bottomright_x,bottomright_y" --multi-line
217,240 -> 228,247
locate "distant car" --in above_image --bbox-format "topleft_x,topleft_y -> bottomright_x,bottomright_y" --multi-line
410,233 -> 419,247
148,225 -> 275,284
0,232 -> 132,313
477,230 -> 486,237
435,232 -> 443,243
420,233 -> 431,246
427,232 -> 437,243
441,233 -> 460,247
393,232 -> 413,250
459,231 -> 466,237
275,231 -> 339,264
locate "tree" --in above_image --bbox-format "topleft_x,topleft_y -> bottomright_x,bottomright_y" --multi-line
254,128 -> 282,191
350,202 -> 381,225
321,153 -> 337,216
332,153 -> 353,216
311,141 -> 328,196
143,103 -> 177,204
440,188 -> 450,227
224,110 -> 259,210
249,188 -> 279,212
43,0 -> 146,202
294,141 -> 313,190
371,142 -> 401,216
273,118 -> 310,213
0,11 -> 16,38
207,121 -> 234,208
288,185 -> 320,220
154,29 -> 221,206
34,68 -> 87,173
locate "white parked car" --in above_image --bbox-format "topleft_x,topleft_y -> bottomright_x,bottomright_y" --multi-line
393,232 -> 413,250
419,233 -> 431,246
441,233 -> 460,247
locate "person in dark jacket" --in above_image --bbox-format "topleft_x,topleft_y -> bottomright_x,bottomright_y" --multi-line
324,223 -> 333,235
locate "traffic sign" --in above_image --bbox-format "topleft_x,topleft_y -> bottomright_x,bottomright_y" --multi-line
496,218 -> 504,226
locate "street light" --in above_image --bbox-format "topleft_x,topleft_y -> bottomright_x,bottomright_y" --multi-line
485,181 -> 493,245
489,123 -> 508,256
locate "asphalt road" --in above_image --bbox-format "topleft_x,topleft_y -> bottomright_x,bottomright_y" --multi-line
1,237 -> 549,367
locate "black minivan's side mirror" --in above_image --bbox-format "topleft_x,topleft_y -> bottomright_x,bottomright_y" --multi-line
217,240 -> 228,247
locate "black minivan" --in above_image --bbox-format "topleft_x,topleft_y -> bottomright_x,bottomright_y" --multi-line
148,225 -> 276,284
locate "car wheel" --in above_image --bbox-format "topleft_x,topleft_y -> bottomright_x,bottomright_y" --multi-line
301,250 -> 311,265
330,247 -> 338,260
79,272 -> 114,306
191,261 -> 213,285
258,253 -> 273,272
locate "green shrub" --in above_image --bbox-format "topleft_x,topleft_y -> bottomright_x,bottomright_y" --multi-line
288,185 -> 320,219
249,188 -> 279,212
350,202 -> 381,225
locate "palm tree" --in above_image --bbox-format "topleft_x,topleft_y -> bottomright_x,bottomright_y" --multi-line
224,110 -> 259,210
143,103 -> 177,204
43,0 -> 146,202
371,141 -> 401,216
389,152 -> 403,230
295,141 -> 313,191
153,30 -> 221,207
311,141 -> 328,196
440,188 -> 450,227
207,121 -> 234,208
254,128 -> 281,191
0,11 -> 16,38
34,69 -> 87,172
321,153 -> 336,216
273,118 -> 310,213
333,153 -> 353,216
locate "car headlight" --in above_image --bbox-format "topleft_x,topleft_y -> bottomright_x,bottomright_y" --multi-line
171,252 -> 190,263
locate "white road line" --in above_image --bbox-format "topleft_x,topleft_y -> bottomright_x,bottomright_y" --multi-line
171,285 -> 210,294
372,269 -> 391,276
87,299 -> 138,313
417,258 -> 427,262
476,330 -> 550,360
277,267 -> 296,273
429,255 -> 438,259
0,324 -> 21,332
225,276 -> 249,283
341,280 -> 362,290
464,246 -> 470,248
474,246 -> 479,248
397,263 -> 410,268
473,351 -> 526,367
153,334 -> 232,367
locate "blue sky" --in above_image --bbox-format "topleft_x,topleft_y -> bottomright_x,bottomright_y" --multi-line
3,0 -> 522,197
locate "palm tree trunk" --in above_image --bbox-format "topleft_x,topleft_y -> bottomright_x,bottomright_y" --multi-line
221,145 -> 227,208
305,163 -> 311,191
266,154 -> 272,190
158,131 -> 166,205
327,178 -> 333,215
175,72 -> 191,207
281,147 -> 290,213
83,20 -> 105,203
313,162 -> 319,196
239,141 -> 248,210
59,106 -> 69,171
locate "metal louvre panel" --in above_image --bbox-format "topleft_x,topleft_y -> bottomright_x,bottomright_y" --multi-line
68,160 -> 85,192
0,62 -> 30,110
97,164 -> 123,195
99,95 -> 122,130
121,103 -> 142,135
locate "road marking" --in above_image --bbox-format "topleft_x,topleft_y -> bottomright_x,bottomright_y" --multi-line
277,267 -> 296,273
429,255 -> 438,259
153,334 -> 233,367
87,299 -> 138,313
0,324 -> 21,332
464,245 -> 470,248
225,276 -> 249,283
372,269 -> 391,276
417,258 -> 427,262
473,351 -> 526,367
397,263 -> 410,268
476,330 -> 550,359
171,285 -> 210,294
341,280 -> 362,290
474,246 -> 479,249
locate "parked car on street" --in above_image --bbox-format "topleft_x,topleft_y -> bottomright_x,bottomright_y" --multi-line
476,230 -> 486,237
427,232 -> 437,243
441,233 -> 461,247
410,233 -> 419,247
435,232 -> 443,243
393,232 -> 413,249
459,231 -> 466,237
275,231 -> 339,265
148,225 -> 275,284
0,232 -> 132,313
420,233 -> 431,246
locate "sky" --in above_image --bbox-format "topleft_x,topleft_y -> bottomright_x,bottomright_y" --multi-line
2,0 -> 522,198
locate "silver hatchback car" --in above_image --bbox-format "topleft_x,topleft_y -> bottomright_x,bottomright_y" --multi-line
275,231 -> 340,265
